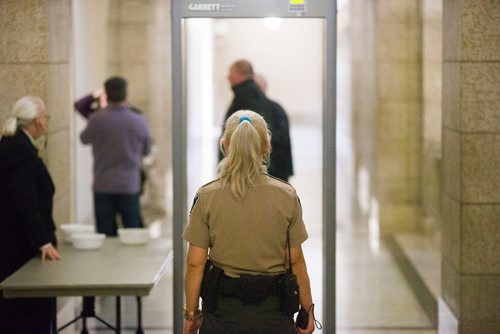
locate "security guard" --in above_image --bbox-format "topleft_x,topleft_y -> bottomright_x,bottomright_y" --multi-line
183,110 -> 316,334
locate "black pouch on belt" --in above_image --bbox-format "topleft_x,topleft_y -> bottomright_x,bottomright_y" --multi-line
280,227 -> 300,315
280,271 -> 300,315
200,259 -> 222,312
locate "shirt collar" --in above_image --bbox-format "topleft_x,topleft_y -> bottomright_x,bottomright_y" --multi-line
21,128 -> 36,146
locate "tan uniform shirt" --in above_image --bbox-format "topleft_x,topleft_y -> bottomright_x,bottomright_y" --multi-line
183,174 -> 308,277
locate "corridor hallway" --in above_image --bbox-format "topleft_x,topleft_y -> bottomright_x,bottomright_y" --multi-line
60,123 -> 440,334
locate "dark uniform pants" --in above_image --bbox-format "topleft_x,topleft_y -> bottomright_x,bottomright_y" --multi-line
200,295 -> 295,334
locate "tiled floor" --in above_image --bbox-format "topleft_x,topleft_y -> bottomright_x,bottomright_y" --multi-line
62,124 -> 439,333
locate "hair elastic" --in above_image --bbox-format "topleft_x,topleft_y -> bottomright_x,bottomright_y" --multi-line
239,116 -> 252,124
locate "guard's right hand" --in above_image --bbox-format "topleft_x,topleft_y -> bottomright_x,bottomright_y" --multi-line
183,319 -> 202,334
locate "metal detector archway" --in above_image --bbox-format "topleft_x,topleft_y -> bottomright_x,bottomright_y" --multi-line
171,1 -> 336,332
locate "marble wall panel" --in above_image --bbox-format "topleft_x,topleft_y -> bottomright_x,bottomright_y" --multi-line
46,64 -> 71,132
461,0 -> 500,61
375,0 -> 419,23
441,195 -> 461,269
461,321 -> 500,334
0,2 -> 4,61
443,0 -> 461,61
422,141 -> 441,222
442,129 -> 461,200
442,62 -> 461,131
115,23 -> 149,63
0,67 -> 11,121
118,0 -> 150,23
461,204 -> 500,273
378,63 -> 421,100
53,188 -> 72,226
1,0 -> 49,62
148,0 -> 172,209
407,139 -> 421,201
461,134 -> 500,203
45,129 -> 71,198
0,64 -> 50,112
379,204 -> 420,231
381,178 -> 413,202
0,0 -> 73,233
461,274 -> 500,322
376,23 -> 420,62
117,63 -> 150,105
441,256 -> 461,317
106,23 -> 120,67
378,154 -> 407,178
378,101 -> 410,141
47,0 -> 71,62
461,63 -> 500,133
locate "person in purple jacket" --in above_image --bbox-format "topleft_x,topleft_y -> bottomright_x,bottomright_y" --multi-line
80,76 -> 152,236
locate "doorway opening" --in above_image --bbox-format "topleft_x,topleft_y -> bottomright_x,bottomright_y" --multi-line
184,17 -> 325,321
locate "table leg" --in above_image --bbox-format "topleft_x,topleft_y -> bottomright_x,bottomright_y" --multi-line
81,296 -> 94,334
136,296 -> 144,334
51,298 -> 57,334
116,296 -> 121,334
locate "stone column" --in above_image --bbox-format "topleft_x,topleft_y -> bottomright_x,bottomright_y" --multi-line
0,0 -> 73,226
148,0 -> 172,229
108,0 -> 150,110
421,0 -> 443,233
441,0 -> 500,333
351,0 -> 377,225
374,0 -> 423,232
107,0 -> 171,228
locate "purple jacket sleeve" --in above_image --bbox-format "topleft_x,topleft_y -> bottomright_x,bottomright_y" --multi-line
74,94 -> 97,119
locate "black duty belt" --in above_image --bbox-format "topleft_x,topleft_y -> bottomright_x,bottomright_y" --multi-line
218,273 -> 283,304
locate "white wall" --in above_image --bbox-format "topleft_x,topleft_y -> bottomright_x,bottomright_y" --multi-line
185,18 -> 324,197
212,18 -> 324,126
186,19 -> 217,202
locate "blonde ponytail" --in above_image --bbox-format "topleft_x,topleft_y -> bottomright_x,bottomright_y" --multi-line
218,110 -> 270,198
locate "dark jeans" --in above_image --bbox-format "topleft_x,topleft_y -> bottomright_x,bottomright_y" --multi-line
94,192 -> 141,236
200,295 -> 295,334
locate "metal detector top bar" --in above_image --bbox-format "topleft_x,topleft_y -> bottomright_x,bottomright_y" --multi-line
181,0 -> 326,18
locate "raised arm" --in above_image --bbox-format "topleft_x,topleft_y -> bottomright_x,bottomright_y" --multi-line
74,89 -> 106,119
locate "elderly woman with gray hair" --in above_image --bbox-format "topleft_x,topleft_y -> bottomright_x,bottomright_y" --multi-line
0,96 -> 61,333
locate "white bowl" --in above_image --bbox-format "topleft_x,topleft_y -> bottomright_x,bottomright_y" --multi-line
60,224 -> 95,243
71,233 -> 105,250
118,228 -> 150,245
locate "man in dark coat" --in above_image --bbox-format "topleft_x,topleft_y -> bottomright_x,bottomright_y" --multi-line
221,60 -> 292,182
219,60 -> 274,160
0,96 -> 61,333
254,74 -> 294,182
